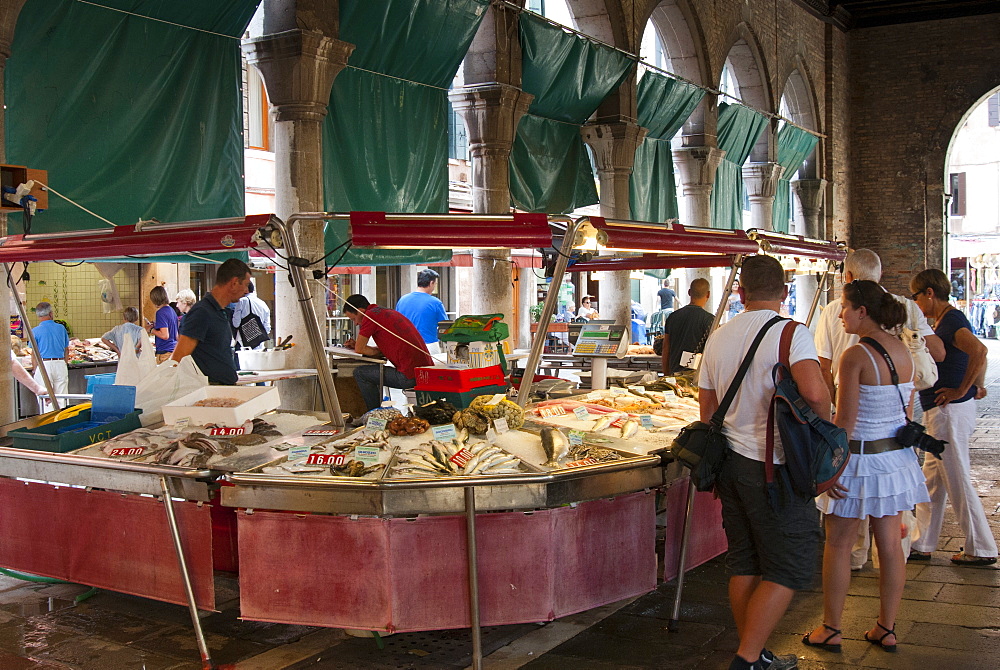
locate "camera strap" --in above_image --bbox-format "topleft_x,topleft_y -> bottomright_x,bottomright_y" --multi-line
859,337 -> 908,415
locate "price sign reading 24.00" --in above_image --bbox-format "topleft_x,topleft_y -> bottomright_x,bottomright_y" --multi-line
110,447 -> 145,457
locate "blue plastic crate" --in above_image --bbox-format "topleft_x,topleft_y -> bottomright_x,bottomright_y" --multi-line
85,373 -> 116,394
91,384 -> 136,422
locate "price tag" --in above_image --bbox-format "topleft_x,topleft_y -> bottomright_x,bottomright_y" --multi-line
432,423 -> 457,441
287,444 -> 311,461
355,446 -> 381,465
539,406 -> 567,418
610,387 -> 628,396
573,406 -> 590,421
484,393 -> 507,407
449,447 -> 474,468
628,386 -> 646,395
568,429 -> 585,446
109,447 -> 145,457
485,427 -> 498,443
640,414 -> 654,429
306,453 -> 346,466
663,377 -> 676,385
174,417 -> 191,429
585,392 -> 603,401
367,417 -> 387,433
303,429 -> 340,437
209,425 -> 247,437
565,457 -> 599,468
493,417 -> 510,434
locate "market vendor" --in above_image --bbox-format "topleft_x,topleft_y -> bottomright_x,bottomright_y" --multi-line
101,306 -> 146,357
31,301 -> 69,396
342,294 -> 433,411
171,258 -> 251,385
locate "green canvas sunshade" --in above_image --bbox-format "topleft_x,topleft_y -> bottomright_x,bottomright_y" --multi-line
323,0 -> 488,266
629,73 -> 704,223
510,13 -> 634,214
771,123 -> 819,234
5,0 -> 258,239
710,103 -> 769,229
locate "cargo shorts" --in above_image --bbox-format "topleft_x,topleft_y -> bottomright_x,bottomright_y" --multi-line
715,450 -> 821,591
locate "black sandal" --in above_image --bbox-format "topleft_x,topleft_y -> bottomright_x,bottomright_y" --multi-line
864,621 -> 897,652
802,623 -> 842,652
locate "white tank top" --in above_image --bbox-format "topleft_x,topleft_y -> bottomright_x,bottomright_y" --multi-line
851,345 -> 914,442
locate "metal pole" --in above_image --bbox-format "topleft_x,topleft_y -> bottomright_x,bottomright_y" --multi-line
5,263 -> 60,410
517,216 -> 582,407
464,486 -> 483,669
159,476 -> 214,669
668,478 -> 697,632
804,261 -> 835,328
270,217 -> 344,427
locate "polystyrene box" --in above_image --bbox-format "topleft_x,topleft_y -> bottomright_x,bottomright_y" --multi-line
237,349 -> 286,371
161,385 -> 280,427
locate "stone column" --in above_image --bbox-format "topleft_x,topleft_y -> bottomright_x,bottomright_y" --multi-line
742,162 -> 784,232
581,121 -> 646,331
672,146 -> 725,228
243,29 -> 354,408
449,84 -> 532,342
792,178 -> 827,239
0,0 -> 27,423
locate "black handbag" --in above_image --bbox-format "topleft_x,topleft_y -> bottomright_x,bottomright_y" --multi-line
670,315 -> 785,491
236,302 -> 269,350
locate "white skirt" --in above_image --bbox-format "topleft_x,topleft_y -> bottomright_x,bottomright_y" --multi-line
816,446 -> 930,519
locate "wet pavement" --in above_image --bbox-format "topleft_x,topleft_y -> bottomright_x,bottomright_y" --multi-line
0,340 -> 998,669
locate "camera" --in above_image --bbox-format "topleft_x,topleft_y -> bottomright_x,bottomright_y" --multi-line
896,420 -> 947,460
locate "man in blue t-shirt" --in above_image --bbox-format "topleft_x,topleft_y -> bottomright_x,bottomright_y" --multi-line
172,259 -> 252,385
32,301 -> 70,399
395,269 -> 448,354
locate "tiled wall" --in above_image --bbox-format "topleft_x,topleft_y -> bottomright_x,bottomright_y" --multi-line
22,263 -> 141,340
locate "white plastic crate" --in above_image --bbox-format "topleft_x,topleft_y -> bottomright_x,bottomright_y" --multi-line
161,385 -> 280,427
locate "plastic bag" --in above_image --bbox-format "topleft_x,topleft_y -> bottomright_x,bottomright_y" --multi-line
113,331 -> 156,388
133,357 -> 208,426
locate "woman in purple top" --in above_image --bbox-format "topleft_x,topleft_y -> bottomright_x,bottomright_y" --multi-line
148,285 -> 178,363
908,269 -> 996,566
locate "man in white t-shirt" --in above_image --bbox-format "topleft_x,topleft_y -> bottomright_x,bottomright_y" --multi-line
700,255 -> 832,670
813,248 -> 944,570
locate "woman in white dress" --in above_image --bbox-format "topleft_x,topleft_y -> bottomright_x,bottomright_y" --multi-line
803,280 -> 930,654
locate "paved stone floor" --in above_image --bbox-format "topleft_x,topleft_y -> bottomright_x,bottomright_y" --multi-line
1,341 -> 998,669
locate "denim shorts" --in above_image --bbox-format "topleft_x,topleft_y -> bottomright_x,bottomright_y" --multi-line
715,450 -> 821,591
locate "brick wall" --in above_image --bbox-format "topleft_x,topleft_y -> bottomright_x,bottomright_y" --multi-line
848,14 -> 1000,294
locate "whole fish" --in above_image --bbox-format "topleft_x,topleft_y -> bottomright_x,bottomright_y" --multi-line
620,420 -> 639,439
591,415 -> 612,432
540,427 -> 570,467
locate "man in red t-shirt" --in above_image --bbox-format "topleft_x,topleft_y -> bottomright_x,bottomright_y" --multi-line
343,294 -> 434,411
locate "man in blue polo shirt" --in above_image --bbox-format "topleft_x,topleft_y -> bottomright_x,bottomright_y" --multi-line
395,269 -> 448,354
172,259 -> 251,385
32,301 -> 70,397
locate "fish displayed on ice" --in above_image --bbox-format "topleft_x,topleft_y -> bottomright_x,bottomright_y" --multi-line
540,427 -> 570,467
620,420 -> 639,439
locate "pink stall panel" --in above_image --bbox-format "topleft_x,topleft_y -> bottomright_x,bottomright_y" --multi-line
660,477 -> 728,582
0,478 -> 215,609
237,491 -> 657,632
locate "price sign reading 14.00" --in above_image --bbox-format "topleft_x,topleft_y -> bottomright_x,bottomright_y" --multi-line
209,426 -> 247,437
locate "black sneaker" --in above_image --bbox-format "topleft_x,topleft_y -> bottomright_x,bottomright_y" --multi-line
760,648 -> 798,670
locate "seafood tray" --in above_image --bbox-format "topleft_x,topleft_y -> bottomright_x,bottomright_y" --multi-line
387,431 -> 538,479
161,386 -> 280,426
256,428 -> 396,480
496,423 -> 649,470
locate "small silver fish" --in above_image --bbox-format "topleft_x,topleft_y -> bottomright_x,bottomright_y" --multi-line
591,415 -> 612,432
540,427 -> 570,467
620,420 -> 639,439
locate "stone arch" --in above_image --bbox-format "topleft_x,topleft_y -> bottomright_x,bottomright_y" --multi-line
643,0 -> 711,141
563,0 -> 622,47
720,23 -> 773,162
777,57 -> 821,179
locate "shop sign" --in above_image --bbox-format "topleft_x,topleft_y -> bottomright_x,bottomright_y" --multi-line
306,453 -> 346,466
109,447 -> 144,457
355,446 -> 380,465
432,423 -> 457,441
209,425 -> 247,437
449,447 -> 474,468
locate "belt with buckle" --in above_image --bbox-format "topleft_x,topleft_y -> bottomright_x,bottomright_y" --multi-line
848,437 -> 902,455
42,357 -> 65,361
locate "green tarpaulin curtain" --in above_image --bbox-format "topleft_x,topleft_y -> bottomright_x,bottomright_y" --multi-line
771,123 -> 819,234
709,103 -> 769,229
323,0 -> 488,266
510,14 -> 634,214
5,0 -> 258,240
629,73 -> 704,223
